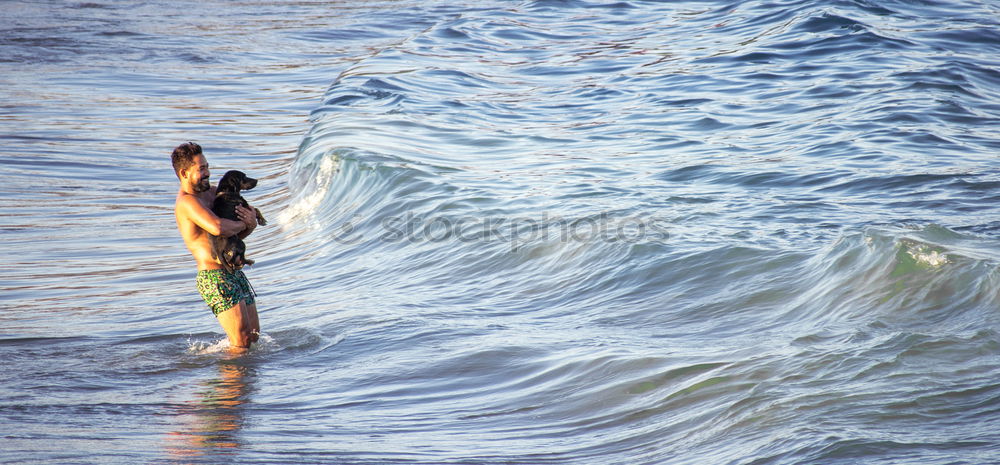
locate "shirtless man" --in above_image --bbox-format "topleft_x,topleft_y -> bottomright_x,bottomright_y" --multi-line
172,142 -> 260,354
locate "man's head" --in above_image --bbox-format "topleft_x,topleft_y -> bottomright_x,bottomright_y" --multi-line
171,142 -> 210,193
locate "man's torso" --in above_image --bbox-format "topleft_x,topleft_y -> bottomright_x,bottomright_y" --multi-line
175,186 -> 221,271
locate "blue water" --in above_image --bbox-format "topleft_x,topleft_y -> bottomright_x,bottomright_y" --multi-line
2,0 -> 1000,463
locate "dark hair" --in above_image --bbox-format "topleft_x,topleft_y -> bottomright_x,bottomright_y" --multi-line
171,142 -> 202,179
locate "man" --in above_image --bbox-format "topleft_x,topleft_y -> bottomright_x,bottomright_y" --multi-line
172,142 -> 260,354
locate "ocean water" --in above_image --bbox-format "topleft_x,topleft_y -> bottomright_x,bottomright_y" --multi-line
1,0 -> 999,463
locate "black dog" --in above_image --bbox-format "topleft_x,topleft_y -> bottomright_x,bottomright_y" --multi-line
210,170 -> 267,273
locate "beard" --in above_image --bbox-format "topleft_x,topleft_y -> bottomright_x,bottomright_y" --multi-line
193,176 -> 210,193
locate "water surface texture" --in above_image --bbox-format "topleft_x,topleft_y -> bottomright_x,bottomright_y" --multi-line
2,0 -> 1000,464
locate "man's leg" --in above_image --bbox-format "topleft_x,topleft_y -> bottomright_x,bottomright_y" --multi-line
217,300 -> 254,353
246,302 -> 260,344
237,270 -> 259,344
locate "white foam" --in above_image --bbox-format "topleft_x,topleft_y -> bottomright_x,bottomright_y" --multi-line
186,333 -> 278,356
278,154 -> 339,229
908,245 -> 949,268
910,250 -> 949,268
187,337 -> 230,355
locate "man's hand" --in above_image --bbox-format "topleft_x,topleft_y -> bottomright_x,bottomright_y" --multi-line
236,205 -> 257,236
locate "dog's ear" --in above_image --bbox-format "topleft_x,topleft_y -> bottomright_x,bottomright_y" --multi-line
217,171 -> 235,191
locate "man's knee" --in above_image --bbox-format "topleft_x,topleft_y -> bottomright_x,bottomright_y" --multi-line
238,324 -> 257,341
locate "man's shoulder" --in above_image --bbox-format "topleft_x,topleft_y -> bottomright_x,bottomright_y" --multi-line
176,190 -> 209,217
175,191 -> 197,209
176,188 -> 217,206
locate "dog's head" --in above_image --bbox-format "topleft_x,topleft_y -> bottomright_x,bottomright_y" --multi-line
217,170 -> 258,194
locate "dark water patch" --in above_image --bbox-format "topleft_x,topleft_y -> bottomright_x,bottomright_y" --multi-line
818,173 -> 967,196
74,2 -> 113,8
791,12 -> 868,33
296,27 -> 402,42
921,27 -> 1000,53
95,30 -> 144,38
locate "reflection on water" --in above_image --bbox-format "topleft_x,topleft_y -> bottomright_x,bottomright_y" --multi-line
166,362 -> 254,458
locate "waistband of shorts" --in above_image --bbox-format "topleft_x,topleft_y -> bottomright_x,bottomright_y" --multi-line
197,269 -> 241,277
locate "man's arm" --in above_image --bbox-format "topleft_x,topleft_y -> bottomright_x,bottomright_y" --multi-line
177,195 -> 246,237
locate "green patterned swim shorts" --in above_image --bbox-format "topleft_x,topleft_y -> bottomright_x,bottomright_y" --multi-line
196,269 -> 256,316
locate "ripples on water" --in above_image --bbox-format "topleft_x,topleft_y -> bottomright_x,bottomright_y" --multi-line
1,0 -> 999,464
